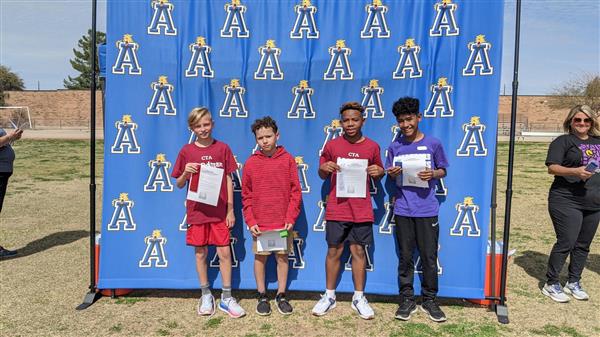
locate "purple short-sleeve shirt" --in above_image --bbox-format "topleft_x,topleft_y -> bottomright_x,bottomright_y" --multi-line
385,135 -> 449,217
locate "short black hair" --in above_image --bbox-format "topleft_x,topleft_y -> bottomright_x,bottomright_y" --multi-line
339,101 -> 365,115
392,97 -> 420,117
251,116 -> 278,135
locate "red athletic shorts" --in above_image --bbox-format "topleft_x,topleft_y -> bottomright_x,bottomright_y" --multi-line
186,222 -> 230,247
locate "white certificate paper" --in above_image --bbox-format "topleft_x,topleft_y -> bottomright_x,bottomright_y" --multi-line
186,164 -> 224,206
336,158 -> 368,198
257,230 -> 287,252
394,154 -> 430,188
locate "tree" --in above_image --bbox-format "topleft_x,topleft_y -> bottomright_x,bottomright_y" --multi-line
63,29 -> 106,89
0,65 -> 25,106
550,73 -> 600,112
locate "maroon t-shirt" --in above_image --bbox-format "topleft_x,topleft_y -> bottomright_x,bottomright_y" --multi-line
320,136 -> 383,223
172,140 -> 236,225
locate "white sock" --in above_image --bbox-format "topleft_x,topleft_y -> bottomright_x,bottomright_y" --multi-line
353,291 -> 364,300
325,289 -> 336,299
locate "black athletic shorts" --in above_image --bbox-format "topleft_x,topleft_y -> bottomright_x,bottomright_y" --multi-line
325,221 -> 373,245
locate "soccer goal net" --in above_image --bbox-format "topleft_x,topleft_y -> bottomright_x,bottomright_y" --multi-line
0,106 -> 33,129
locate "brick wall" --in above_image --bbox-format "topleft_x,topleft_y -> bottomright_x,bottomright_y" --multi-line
4,90 -> 570,131
498,95 -> 568,132
4,90 -> 103,128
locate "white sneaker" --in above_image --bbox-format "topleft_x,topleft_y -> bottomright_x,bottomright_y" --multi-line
542,283 -> 570,303
564,281 -> 589,300
351,296 -> 374,320
197,294 -> 215,316
219,296 -> 246,318
312,294 -> 336,316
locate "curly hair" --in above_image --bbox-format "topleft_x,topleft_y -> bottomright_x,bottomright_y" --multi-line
251,116 -> 278,135
392,97 -> 420,117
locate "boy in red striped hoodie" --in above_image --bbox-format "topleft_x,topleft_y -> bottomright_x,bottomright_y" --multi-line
242,116 -> 302,316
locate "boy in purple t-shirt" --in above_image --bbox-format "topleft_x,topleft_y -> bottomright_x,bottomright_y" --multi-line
385,97 -> 449,322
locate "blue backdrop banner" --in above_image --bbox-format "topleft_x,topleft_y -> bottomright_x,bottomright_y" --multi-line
99,0 -> 504,299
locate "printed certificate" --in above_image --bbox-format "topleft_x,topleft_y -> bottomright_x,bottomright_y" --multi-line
336,158 -> 368,198
394,153 -> 430,188
187,164 -> 224,206
257,230 -> 287,252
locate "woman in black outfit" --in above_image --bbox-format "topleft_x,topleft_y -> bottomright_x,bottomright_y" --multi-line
0,127 -> 23,258
542,105 -> 600,302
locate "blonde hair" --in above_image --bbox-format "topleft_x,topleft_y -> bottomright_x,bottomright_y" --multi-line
563,105 -> 600,137
188,107 -> 212,127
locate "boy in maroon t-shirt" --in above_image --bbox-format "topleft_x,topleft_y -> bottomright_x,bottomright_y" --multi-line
242,116 -> 302,316
311,102 -> 384,320
172,107 -> 245,318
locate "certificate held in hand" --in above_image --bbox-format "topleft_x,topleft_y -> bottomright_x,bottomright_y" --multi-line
336,158 -> 368,198
256,230 -> 288,252
187,164 -> 224,206
394,153 -> 429,188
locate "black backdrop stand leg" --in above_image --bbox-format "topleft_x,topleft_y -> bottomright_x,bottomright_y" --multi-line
489,138 -> 498,307
495,0 -> 522,324
77,0 -> 102,310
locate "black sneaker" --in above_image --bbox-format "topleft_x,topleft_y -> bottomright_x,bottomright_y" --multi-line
420,300 -> 447,322
256,293 -> 271,316
275,292 -> 293,315
0,246 -> 18,258
395,298 -> 417,321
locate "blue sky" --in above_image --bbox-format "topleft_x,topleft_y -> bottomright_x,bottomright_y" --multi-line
0,1 -> 598,94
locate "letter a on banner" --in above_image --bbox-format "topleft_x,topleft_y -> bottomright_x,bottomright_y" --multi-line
288,80 -> 316,119
220,79 -> 249,118
147,76 -> 176,116
295,156 -> 310,193
312,200 -> 327,231
144,153 -> 173,192
457,117 -> 488,156
254,40 -> 284,80
324,40 -> 353,80
289,232 -> 306,269
221,0 -> 250,38
346,245 -> 374,271
112,34 -> 142,75
393,39 -> 422,79
424,78 -> 454,118
415,244 -> 443,274
436,178 -> 448,196
185,37 -> 214,78
147,0 -> 177,36
178,201 -> 188,231
361,79 -> 385,118
319,120 -> 343,155
429,0 -> 459,36
361,0 -> 391,38
139,230 -> 168,267
107,193 -> 136,231
450,197 -> 481,237
210,237 -> 239,267
463,35 -> 493,76
290,1 -> 319,39
112,115 -> 141,154
378,201 -> 395,234
231,156 -> 243,192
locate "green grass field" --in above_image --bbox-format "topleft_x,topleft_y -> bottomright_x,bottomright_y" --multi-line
0,140 -> 598,337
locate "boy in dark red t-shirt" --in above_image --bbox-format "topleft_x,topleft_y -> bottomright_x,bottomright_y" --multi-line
172,107 -> 245,318
311,102 -> 384,320
242,116 -> 302,316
